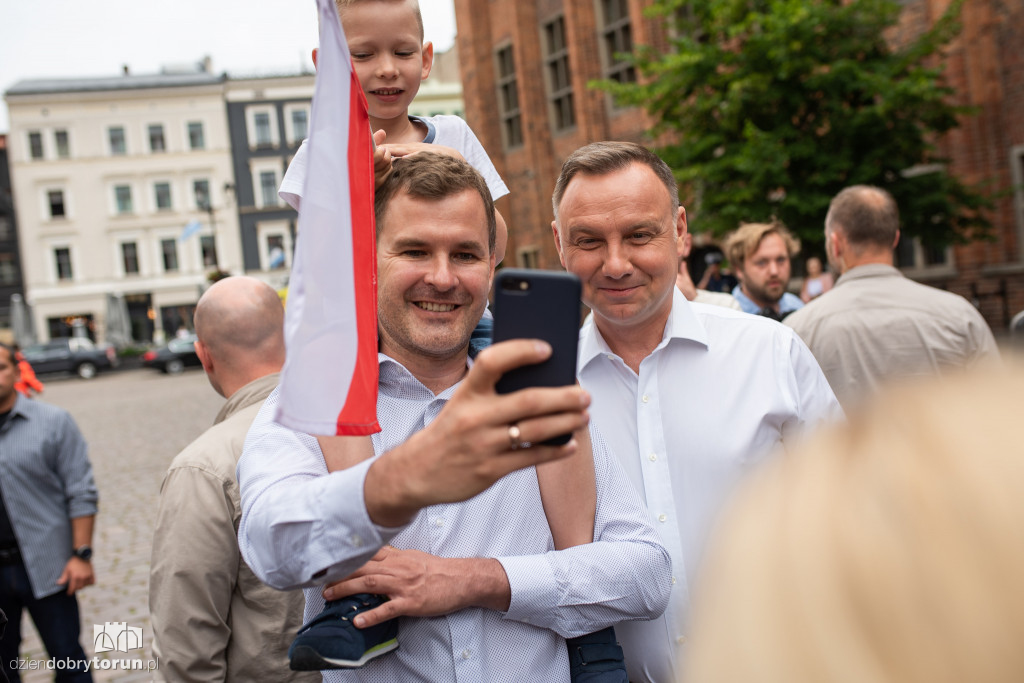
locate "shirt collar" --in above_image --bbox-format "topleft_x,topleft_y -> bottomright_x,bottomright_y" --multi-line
579,288 -> 709,371
835,263 -> 902,286
377,352 -> 468,400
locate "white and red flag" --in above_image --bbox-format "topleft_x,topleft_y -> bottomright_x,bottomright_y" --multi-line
274,0 -> 380,436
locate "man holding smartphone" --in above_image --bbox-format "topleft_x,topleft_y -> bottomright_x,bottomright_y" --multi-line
238,152 -> 671,681
551,141 -> 843,683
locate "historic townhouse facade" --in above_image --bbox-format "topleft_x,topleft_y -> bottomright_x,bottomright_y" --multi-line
454,0 -> 1024,333
4,64 -> 241,344
0,135 -> 27,334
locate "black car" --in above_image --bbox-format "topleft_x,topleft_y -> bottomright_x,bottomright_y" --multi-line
142,334 -> 202,374
21,337 -> 119,379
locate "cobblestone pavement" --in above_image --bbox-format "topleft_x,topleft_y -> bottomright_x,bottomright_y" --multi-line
14,368 -> 223,682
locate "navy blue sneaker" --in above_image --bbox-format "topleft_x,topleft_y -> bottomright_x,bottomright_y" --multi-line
289,593 -> 399,671
567,627 -> 628,682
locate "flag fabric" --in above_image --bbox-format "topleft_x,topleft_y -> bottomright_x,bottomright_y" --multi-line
273,0 -> 380,436
180,219 -> 202,241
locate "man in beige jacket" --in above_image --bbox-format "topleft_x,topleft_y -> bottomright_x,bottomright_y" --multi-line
149,277 -> 316,682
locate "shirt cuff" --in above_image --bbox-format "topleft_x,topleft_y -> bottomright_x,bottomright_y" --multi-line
497,553 -> 557,624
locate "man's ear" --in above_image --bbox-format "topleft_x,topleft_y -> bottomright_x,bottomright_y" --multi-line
312,48 -> 319,71
892,229 -> 901,250
421,41 -> 433,80
551,220 -> 567,269
194,339 -> 213,374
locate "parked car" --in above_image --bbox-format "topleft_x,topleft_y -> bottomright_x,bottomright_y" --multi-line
21,337 -> 119,379
142,334 -> 202,374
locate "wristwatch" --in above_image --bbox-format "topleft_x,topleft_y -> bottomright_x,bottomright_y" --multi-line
73,545 -> 93,561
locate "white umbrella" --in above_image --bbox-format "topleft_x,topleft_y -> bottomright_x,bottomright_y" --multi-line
9,294 -> 37,348
105,293 -> 133,348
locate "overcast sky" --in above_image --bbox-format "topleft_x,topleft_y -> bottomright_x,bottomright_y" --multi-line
0,0 -> 458,133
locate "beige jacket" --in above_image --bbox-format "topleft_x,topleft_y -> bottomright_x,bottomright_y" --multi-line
150,373 -> 317,682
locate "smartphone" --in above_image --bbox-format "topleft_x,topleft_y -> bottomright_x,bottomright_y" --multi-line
492,269 -> 582,445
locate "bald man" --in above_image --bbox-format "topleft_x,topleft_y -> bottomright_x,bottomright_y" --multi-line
149,277 -> 317,682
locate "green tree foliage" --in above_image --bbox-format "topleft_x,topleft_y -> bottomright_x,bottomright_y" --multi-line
597,0 -> 992,249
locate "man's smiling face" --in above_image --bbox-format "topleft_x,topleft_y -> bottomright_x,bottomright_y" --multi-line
376,187 -> 495,365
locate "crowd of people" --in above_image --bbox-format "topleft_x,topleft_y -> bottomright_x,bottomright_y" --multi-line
0,0 -> 1016,682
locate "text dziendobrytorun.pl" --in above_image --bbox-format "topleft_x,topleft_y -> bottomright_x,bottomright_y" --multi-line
8,657 -> 160,673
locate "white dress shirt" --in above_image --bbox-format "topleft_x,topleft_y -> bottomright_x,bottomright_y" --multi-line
238,354 -> 672,683
578,289 -> 842,683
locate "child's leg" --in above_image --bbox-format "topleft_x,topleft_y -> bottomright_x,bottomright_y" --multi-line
290,435 -> 394,672
317,435 -> 376,472
535,426 -> 596,549
538,428 -> 628,683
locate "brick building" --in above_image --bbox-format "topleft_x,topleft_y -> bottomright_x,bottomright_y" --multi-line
454,0 -> 1024,333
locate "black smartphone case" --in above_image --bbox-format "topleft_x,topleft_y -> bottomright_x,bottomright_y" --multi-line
492,269 -> 582,445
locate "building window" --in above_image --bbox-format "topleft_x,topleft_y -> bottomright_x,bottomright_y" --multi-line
28,131 -> 43,160
267,234 -> 286,269
54,247 -> 73,280
495,45 -> 523,149
109,126 -> 127,155
48,190 -> 66,219
1013,146 -> 1024,263
200,235 -> 218,267
193,179 -> 211,209
260,170 -> 278,207
517,245 -> 542,269
0,217 -> 11,240
154,182 -> 172,211
291,109 -> 309,142
114,185 -> 133,214
122,242 -> 140,275
161,238 -> 179,272
149,124 -> 166,152
187,121 -> 205,150
544,16 -> 575,132
600,0 -> 636,84
254,112 -> 272,147
55,129 -> 70,158
0,254 -> 17,285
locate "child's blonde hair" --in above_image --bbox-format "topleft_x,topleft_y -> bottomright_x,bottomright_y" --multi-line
334,0 -> 424,41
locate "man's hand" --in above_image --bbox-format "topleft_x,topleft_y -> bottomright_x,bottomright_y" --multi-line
58,557 -> 95,595
365,339 -> 590,527
321,547 -> 510,628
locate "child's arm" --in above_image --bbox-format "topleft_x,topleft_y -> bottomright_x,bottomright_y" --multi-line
317,435 -> 376,473
536,425 -> 597,550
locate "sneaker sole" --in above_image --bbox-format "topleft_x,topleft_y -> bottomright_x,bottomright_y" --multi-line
290,638 -> 399,671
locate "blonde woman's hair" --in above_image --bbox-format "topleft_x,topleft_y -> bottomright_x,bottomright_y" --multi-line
686,365 -> 1024,683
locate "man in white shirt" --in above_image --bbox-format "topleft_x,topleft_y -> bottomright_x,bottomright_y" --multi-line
239,152 -> 671,682
550,141 -> 842,683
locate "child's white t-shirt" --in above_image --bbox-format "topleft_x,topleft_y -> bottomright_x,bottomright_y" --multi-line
279,115 -> 509,212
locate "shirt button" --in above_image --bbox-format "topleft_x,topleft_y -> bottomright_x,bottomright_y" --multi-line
461,649 -> 472,660
677,636 -> 687,645
435,518 -> 444,528
671,576 -> 677,585
350,534 -> 363,547
658,513 -> 667,523
642,394 -> 650,403
648,453 -> 657,462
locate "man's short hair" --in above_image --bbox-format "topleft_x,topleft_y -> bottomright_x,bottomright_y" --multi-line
724,220 -> 800,271
375,152 -> 496,253
335,0 -> 424,41
825,185 -> 900,249
552,141 -> 679,219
